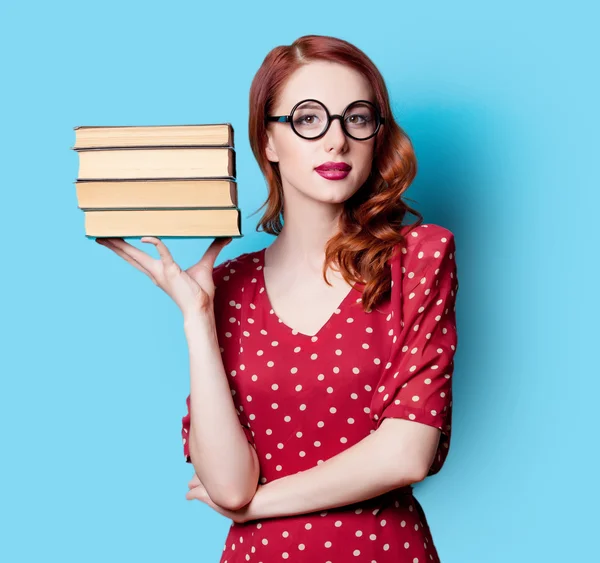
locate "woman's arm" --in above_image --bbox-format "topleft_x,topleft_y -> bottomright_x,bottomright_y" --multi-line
242,417 -> 438,521
184,311 -> 260,511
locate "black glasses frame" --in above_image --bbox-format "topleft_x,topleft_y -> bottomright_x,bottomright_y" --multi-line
265,98 -> 385,141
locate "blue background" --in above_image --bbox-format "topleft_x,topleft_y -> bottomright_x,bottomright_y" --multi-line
2,1 -> 597,562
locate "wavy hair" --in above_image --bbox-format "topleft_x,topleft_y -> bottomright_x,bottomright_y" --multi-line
248,34 -> 423,313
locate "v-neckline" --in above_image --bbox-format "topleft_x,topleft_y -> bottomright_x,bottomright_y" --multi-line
258,247 -> 358,339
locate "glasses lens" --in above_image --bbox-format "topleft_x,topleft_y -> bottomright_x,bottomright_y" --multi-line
344,102 -> 379,139
291,101 -> 328,138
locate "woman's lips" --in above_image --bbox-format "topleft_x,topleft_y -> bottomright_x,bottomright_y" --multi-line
315,169 -> 350,180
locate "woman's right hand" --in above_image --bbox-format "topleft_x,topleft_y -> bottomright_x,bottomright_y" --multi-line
95,236 -> 232,318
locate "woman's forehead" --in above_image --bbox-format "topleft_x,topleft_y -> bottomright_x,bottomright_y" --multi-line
275,62 -> 374,113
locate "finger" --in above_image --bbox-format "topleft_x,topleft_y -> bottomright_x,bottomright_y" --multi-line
96,239 -> 158,283
187,237 -> 232,277
100,237 -> 157,273
205,237 -> 233,267
185,486 -> 205,501
140,237 -> 177,267
188,476 -> 201,489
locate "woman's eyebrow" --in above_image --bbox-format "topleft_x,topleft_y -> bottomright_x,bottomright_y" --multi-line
295,101 -> 324,109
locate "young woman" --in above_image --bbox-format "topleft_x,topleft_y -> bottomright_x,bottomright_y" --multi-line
97,34 -> 459,563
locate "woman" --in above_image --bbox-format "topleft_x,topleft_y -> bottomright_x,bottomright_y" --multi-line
97,34 -> 459,562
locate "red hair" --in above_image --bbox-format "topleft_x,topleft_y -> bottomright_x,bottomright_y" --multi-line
248,34 -> 423,313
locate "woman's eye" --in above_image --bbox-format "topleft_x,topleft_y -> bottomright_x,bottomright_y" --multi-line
296,114 -> 319,125
347,114 -> 367,124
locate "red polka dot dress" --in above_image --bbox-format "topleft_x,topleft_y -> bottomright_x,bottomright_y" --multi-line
181,223 -> 459,562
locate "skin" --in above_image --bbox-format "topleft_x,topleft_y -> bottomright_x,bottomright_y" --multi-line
96,60 -> 441,522
263,60 -> 376,278
185,62 -> 441,522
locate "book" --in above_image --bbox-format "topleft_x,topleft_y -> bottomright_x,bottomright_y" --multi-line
75,147 -> 235,180
84,208 -> 242,238
72,123 -> 233,149
75,179 -> 238,209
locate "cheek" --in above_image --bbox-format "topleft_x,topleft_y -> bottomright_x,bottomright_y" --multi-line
355,146 -> 375,180
278,139 -> 314,172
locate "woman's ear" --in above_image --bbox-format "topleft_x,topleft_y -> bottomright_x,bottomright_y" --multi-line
265,130 -> 279,163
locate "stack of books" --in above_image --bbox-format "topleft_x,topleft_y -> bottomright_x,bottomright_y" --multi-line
71,124 -> 242,238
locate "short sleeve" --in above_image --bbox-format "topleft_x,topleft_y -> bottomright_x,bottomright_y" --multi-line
181,256 -> 255,464
370,225 -> 459,476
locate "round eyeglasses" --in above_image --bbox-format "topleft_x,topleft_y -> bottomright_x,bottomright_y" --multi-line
266,99 -> 385,141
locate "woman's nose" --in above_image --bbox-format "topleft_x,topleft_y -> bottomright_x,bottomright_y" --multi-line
324,116 -> 348,150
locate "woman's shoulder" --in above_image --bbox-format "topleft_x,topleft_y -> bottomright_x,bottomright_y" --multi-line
213,247 -> 263,287
394,223 -> 454,260
215,247 -> 263,270
392,222 -> 456,275
400,222 -> 455,250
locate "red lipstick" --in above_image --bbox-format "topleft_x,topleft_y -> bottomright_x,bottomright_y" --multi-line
315,161 -> 352,180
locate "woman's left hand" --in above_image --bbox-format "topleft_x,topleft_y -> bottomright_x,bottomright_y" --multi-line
185,473 -> 258,524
